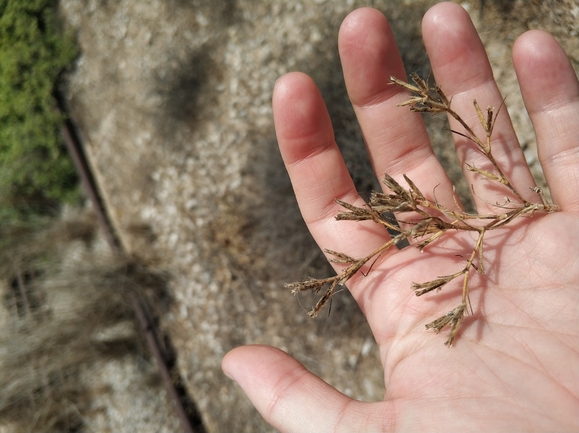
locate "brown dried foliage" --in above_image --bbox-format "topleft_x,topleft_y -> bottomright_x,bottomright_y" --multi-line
286,74 -> 559,346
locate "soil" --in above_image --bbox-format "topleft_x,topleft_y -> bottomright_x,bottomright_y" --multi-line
58,0 -> 579,431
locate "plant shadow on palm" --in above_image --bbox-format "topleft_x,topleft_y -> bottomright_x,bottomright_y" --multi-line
287,74 -> 559,347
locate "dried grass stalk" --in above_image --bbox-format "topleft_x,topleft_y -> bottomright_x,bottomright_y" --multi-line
287,74 -> 559,346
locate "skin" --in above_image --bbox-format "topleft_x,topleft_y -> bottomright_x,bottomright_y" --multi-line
222,3 -> 579,432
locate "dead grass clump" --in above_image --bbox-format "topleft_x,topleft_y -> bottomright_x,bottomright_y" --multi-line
0,209 -> 167,432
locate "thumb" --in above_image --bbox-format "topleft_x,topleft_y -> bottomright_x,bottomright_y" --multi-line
222,344 -> 390,433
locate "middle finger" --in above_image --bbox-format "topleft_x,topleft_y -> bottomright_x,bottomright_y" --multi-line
338,8 -> 458,210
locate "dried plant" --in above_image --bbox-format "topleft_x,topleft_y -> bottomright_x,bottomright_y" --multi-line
286,73 -> 559,346
0,212 -> 171,432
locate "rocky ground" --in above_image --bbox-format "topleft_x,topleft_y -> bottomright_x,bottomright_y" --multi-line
58,0 -> 578,431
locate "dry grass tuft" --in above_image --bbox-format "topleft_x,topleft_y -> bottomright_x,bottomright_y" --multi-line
0,209 -> 169,432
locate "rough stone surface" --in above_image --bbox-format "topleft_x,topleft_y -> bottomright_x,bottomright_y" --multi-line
58,1 -> 578,431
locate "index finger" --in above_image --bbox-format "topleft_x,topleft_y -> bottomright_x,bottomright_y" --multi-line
273,72 -> 388,262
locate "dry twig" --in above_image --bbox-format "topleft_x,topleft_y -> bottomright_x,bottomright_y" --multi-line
286,73 -> 559,346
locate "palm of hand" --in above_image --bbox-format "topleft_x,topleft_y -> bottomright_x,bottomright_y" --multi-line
223,3 -> 579,432
362,212 -> 579,431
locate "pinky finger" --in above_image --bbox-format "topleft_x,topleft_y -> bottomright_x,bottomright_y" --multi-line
513,30 -> 579,212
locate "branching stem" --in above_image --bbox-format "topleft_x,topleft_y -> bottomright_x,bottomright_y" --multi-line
286,74 -> 559,346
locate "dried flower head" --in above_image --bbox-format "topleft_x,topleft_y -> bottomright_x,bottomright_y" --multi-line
286,74 -> 559,346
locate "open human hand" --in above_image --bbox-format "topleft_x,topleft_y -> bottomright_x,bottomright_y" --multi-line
222,3 -> 579,431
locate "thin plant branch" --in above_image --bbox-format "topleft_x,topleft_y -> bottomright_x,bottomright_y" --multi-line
286,73 -> 559,346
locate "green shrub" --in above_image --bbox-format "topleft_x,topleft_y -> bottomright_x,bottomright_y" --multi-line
0,0 -> 78,222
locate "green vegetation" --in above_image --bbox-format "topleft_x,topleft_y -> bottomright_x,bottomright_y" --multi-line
0,0 -> 78,222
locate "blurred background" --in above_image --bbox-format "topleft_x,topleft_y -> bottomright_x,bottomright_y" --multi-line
1,0 -> 577,431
